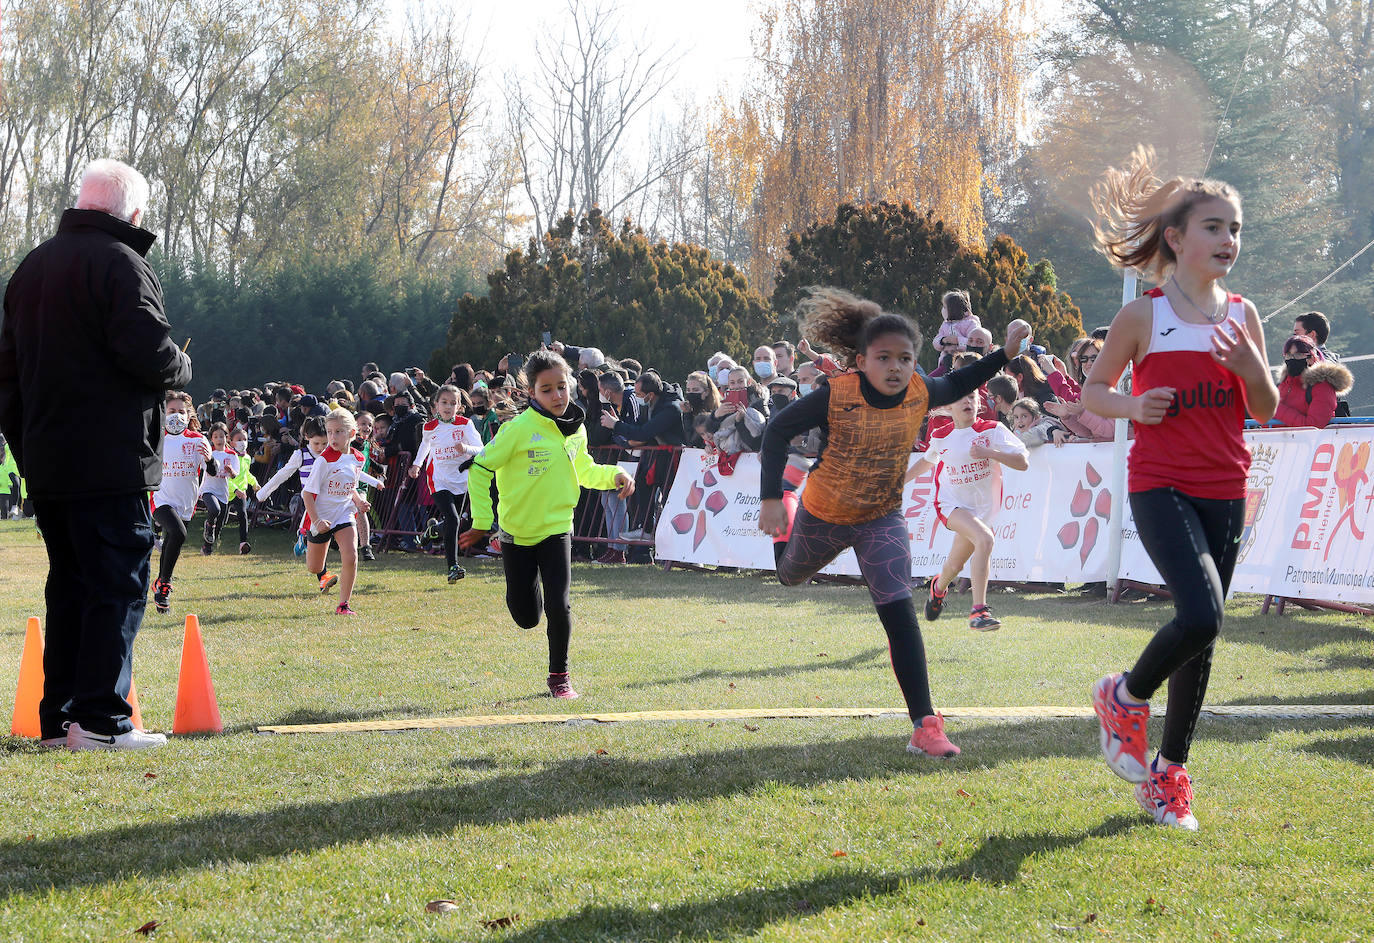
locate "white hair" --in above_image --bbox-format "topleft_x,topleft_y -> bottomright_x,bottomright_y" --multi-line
579,347 -> 604,368
75,159 -> 149,223
388,372 -> 410,394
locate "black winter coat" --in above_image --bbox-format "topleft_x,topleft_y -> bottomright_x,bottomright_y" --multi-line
0,209 -> 192,499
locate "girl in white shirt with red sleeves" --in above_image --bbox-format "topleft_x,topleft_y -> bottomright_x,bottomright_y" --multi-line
908,391 -> 1029,631
409,385 -> 483,584
303,409 -> 384,615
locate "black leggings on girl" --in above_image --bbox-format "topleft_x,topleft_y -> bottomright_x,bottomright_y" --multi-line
500,533 -> 573,674
1125,487 -> 1244,763
431,489 -> 466,569
153,505 -> 187,583
202,494 -> 228,546
777,506 -> 935,722
230,494 -> 250,544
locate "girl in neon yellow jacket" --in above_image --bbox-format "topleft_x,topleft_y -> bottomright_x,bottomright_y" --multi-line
461,350 -> 634,700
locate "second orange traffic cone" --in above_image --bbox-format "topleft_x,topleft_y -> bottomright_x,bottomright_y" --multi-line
172,614 -> 222,734
11,616 -> 44,737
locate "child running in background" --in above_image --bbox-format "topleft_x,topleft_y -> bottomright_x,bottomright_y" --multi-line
303,409 -> 384,615
198,422 -> 238,555
353,411 -> 377,561
227,427 -> 259,554
908,392 -> 1029,631
256,416 -> 327,561
410,385 -> 483,583
759,288 -> 1031,758
151,391 -> 215,614
1083,148 -> 1278,830
459,350 -> 635,699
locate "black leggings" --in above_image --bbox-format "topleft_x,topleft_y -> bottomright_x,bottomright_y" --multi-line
154,505 -> 187,583
431,489 -> 467,569
1126,487 -> 1244,763
202,493 -> 229,545
500,533 -> 573,674
230,494 -> 250,544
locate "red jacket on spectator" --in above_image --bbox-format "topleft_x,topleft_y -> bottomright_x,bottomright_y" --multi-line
1274,361 -> 1353,429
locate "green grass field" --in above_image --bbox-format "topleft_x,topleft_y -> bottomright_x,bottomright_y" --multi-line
2,518 -> 1372,942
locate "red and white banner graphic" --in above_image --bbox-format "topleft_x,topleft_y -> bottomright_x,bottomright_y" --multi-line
655,445 -> 1120,582
1119,427 -> 1374,603
656,426 -> 1374,604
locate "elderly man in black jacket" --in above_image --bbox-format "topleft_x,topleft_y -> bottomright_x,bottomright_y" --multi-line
0,159 -> 191,751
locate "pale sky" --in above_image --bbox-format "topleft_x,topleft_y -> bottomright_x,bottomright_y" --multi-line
391,0 -> 760,102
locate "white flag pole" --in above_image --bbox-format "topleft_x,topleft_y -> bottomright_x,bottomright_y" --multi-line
1105,269 -> 1138,601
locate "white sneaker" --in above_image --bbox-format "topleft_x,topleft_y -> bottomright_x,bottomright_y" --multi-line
66,721 -> 168,751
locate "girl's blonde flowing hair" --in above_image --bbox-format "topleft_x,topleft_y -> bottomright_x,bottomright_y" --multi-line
1091,146 -> 1241,282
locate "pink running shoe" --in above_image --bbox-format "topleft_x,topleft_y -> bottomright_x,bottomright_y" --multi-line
1092,672 -> 1150,782
335,603 -> 358,616
547,672 -> 579,699
906,712 -> 960,757
1135,758 -> 1199,831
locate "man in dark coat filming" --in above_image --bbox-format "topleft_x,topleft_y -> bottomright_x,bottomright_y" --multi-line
0,159 -> 192,750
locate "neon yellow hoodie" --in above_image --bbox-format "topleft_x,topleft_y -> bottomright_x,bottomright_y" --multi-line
468,402 -> 621,545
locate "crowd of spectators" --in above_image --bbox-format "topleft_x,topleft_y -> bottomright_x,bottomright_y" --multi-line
0,302 -> 1355,570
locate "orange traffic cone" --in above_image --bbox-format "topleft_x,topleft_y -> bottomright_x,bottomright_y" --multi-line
127,679 -> 144,730
172,614 -> 222,734
11,616 -> 43,737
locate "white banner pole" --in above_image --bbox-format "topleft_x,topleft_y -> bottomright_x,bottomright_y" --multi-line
1105,269 -> 1138,600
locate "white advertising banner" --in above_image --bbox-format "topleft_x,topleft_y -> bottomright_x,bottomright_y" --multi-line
655,445 -> 1122,582
656,426 -> 1374,605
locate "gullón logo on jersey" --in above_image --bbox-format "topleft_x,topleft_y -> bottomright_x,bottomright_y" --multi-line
1165,381 -> 1236,418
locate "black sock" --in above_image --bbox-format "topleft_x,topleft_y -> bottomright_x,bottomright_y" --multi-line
875,598 -> 935,723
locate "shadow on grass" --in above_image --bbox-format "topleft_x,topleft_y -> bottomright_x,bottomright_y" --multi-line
1296,733 -> 1374,767
1,719 -> 1093,898
624,647 -> 888,689
497,815 -> 1140,942
0,716 -> 1357,901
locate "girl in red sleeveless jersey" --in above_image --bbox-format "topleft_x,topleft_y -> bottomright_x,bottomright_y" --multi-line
1083,148 -> 1278,830
759,288 -> 1031,758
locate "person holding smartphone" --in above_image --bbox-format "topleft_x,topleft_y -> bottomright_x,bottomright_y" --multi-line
706,365 -> 770,474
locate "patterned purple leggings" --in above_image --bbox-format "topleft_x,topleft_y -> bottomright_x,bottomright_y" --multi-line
777,506 -> 912,605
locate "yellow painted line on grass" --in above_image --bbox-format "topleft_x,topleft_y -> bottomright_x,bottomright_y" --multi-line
255,704 -> 1374,735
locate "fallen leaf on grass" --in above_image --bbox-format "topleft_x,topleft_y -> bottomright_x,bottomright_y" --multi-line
816,652 -> 828,657
482,915 -> 520,929
956,788 -> 971,798
1084,912 -> 1097,924
144,772 -> 157,779
425,900 -> 459,914
727,682 -> 736,689
595,748 -> 609,756
707,722 -> 716,728
134,920 -> 160,935
916,918 -> 926,926
831,850 -> 847,858
743,724 -> 759,732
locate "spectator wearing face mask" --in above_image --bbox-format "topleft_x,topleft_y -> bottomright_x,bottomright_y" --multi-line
1274,335 -> 1353,430
965,327 -> 994,360
795,361 -> 822,397
752,345 -> 778,382
681,371 -> 721,447
601,370 -> 684,543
